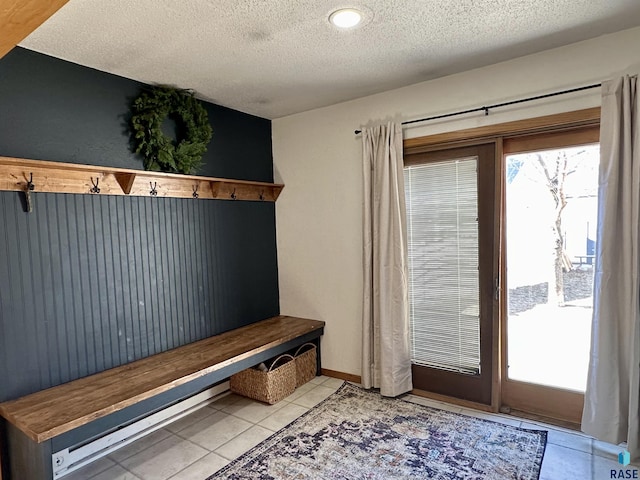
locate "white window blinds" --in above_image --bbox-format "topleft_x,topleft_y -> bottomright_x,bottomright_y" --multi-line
404,157 -> 481,375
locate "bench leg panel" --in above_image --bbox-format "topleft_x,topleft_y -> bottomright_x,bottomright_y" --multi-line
314,337 -> 322,376
6,422 -> 52,480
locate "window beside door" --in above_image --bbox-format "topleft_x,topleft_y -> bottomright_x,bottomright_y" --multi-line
505,140 -> 599,393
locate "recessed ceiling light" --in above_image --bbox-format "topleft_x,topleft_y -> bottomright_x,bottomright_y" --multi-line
329,8 -> 363,29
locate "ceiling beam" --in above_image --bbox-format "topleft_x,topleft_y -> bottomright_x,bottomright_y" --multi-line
0,0 -> 70,59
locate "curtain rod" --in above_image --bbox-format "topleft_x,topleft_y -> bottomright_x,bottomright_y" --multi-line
354,82 -> 601,135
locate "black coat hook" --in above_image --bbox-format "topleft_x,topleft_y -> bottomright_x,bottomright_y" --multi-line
24,173 -> 35,213
259,190 -> 265,201
230,188 -> 237,200
90,177 -> 101,194
150,182 -> 158,196
192,185 -> 199,199
26,173 -> 35,191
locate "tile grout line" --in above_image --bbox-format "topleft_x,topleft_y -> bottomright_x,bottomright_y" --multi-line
73,459 -> 119,480
170,403 -> 285,457
104,429 -> 174,465
207,421 -> 275,461
209,383 -> 341,461
108,429 -> 210,480
102,399 -> 226,467
101,453 -> 140,480
211,399 -> 312,457
139,396 -> 239,452
203,383 -> 339,460
163,446 -> 213,480
544,438 -> 595,456
221,401 -> 291,427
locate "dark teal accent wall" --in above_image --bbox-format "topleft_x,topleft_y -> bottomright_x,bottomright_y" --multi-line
0,48 -> 279,403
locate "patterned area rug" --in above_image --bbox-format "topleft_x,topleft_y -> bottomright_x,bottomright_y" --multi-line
208,383 -> 547,480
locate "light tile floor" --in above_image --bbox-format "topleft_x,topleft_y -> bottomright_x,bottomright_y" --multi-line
65,376 -> 637,480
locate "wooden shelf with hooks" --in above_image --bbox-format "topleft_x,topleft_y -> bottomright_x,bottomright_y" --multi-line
0,157 -> 284,202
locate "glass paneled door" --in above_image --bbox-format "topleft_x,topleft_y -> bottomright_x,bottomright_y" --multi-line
404,144 -> 498,405
502,126 -> 599,423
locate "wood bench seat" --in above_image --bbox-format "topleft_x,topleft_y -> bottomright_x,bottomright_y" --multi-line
0,315 -> 324,479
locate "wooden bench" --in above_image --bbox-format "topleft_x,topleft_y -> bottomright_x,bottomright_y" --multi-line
0,315 -> 324,480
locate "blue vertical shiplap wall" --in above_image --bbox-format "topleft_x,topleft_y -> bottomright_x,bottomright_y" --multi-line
0,48 -> 279,402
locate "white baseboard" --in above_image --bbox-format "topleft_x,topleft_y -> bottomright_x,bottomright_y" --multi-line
52,381 -> 230,478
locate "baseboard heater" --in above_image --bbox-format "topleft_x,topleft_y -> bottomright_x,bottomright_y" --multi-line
52,381 -> 231,478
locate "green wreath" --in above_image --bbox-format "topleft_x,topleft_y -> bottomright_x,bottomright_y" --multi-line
130,86 -> 213,174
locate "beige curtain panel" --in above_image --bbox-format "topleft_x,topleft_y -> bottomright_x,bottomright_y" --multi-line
582,75 -> 640,461
361,122 -> 413,397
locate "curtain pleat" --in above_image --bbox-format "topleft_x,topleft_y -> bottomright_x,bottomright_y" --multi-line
361,122 -> 413,397
582,75 -> 640,461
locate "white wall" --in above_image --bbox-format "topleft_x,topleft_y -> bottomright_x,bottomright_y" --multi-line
273,26 -> 640,377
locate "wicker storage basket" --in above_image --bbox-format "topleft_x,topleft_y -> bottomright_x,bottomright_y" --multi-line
230,354 -> 296,404
294,343 -> 317,387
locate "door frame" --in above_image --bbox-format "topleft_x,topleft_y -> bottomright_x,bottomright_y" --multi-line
404,107 -> 601,416
405,142 -> 498,405
500,124 -> 600,424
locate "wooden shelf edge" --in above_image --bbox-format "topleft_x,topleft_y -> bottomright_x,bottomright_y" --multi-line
272,185 -> 284,201
0,156 -> 283,202
211,179 -> 285,202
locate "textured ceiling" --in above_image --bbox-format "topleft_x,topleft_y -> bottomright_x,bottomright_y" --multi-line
19,0 -> 640,119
